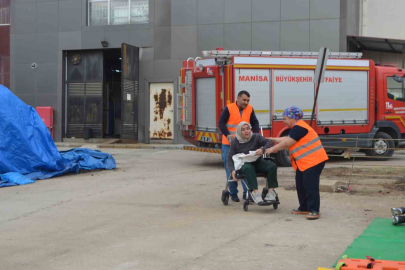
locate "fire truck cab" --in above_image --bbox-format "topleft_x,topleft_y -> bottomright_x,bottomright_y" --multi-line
178,50 -> 405,166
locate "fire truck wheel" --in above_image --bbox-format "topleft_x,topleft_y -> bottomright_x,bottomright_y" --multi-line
275,149 -> 292,167
364,131 -> 395,159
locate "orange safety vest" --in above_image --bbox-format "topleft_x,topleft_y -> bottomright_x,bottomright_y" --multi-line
222,102 -> 253,145
288,120 -> 328,171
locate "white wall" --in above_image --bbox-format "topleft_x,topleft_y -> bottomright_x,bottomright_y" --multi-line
360,0 -> 405,39
359,0 -> 405,68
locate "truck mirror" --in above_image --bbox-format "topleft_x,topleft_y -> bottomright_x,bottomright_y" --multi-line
393,74 -> 403,83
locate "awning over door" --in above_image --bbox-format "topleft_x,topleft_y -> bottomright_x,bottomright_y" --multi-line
348,35 -> 405,53
347,35 -> 405,67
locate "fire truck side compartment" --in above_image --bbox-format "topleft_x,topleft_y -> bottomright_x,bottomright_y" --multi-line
234,68 -> 271,127
196,77 -> 216,132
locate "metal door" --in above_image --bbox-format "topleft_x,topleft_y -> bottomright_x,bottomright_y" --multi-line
121,43 -> 139,139
149,83 -> 174,139
66,50 -> 103,138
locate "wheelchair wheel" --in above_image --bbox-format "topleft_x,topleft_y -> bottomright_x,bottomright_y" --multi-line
243,200 -> 249,211
273,203 -> 278,209
221,190 -> 229,205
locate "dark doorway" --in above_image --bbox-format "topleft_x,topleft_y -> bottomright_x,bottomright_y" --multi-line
103,49 -> 122,138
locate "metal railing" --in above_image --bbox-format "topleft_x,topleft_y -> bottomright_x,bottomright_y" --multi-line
202,50 -> 363,59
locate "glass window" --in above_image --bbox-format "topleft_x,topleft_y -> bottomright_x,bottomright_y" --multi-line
387,76 -> 405,102
111,0 -> 129,25
89,0 -> 108,26
130,0 -> 149,23
88,0 -> 148,26
0,0 -> 10,25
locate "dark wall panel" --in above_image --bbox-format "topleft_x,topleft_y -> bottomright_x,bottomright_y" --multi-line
0,26 -> 10,89
0,0 -> 10,89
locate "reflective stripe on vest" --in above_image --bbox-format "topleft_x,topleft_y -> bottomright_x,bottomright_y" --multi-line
222,103 -> 252,145
295,144 -> 323,161
288,120 -> 328,171
290,137 -> 320,155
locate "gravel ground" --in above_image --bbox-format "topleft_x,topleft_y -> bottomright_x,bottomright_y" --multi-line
1,148 -> 404,270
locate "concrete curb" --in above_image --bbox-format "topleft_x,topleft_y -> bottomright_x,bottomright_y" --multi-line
55,142 -> 187,150
55,143 -> 85,148
99,144 -> 185,150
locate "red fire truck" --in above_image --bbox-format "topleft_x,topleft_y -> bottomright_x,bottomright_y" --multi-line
178,49 -> 405,166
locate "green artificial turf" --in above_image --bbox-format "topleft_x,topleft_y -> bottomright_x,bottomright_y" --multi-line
333,218 -> 405,267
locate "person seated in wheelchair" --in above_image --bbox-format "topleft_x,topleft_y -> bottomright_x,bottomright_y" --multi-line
227,121 -> 279,204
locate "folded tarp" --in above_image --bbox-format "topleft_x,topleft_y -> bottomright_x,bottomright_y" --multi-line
0,84 -> 116,188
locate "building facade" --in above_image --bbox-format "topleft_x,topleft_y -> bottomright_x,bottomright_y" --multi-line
10,0 -> 359,143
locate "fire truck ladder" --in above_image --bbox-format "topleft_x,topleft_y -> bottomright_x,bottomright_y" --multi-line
202,50 -> 363,59
177,58 -> 193,129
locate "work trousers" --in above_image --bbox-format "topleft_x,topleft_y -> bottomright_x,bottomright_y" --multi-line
221,144 -> 247,195
295,161 -> 325,213
239,159 -> 278,191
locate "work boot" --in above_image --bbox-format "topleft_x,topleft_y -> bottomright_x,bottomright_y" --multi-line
391,207 -> 405,216
392,215 -> 405,225
291,209 -> 310,215
306,212 -> 321,220
231,194 -> 240,202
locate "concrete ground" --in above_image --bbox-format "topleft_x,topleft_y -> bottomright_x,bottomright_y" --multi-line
1,148 -> 404,270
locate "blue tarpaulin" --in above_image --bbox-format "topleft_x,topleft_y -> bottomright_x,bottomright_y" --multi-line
0,84 -> 116,188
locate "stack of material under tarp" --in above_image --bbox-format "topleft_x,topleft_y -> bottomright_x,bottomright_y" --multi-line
0,84 -> 116,188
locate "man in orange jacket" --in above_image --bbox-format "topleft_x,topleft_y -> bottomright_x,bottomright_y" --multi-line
218,90 -> 260,202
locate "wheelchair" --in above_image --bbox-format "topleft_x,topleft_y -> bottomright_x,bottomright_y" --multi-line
221,159 -> 280,211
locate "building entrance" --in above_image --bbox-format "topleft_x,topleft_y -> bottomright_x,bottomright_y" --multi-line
64,44 -> 139,140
